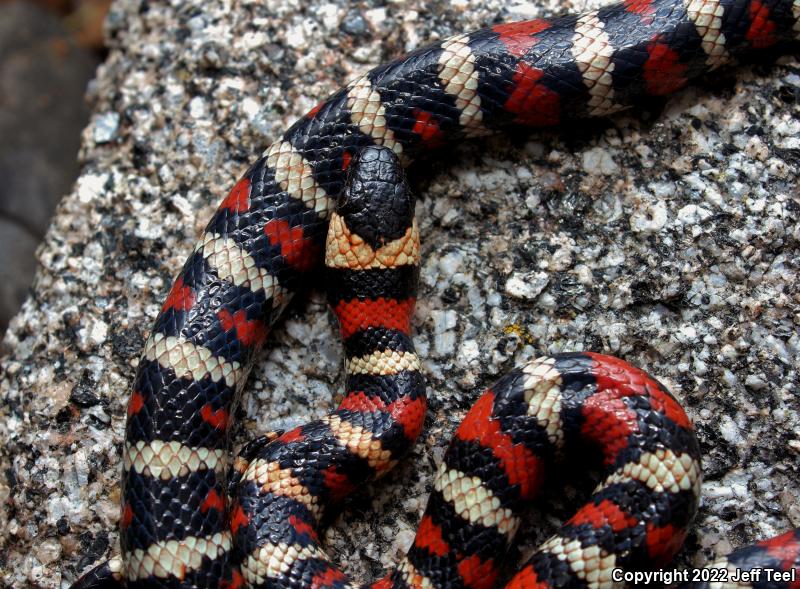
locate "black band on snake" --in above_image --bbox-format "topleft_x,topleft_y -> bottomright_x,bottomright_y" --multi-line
70,0 -> 800,587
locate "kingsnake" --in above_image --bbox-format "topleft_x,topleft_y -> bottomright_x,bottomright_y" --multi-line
69,0 -> 800,586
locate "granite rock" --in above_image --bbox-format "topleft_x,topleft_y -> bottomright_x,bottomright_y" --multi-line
0,0 -> 798,587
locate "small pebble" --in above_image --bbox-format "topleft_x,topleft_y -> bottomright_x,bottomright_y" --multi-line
93,112 -> 120,144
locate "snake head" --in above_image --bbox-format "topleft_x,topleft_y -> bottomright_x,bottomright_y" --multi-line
336,145 -> 415,251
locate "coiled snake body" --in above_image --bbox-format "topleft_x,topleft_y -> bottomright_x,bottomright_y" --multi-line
71,0 -> 800,586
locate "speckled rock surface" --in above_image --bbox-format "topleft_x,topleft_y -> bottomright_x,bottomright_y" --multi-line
0,0 -> 798,587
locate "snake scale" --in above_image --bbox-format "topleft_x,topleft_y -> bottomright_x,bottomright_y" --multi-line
67,0 -> 800,586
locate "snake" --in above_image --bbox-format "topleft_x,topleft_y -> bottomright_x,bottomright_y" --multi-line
67,0 -> 800,586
